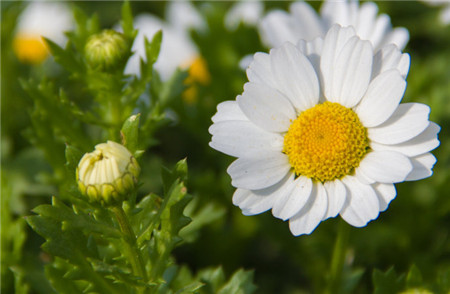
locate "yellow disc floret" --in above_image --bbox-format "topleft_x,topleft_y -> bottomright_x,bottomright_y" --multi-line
13,34 -> 48,64
283,102 -> 369,182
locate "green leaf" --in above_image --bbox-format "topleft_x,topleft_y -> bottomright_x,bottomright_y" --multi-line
88,258 -> 155,288
146,30 -> 162,66
180,201 -> 226,243
197,267 -> 226,294
121,0 -> 136,39
45,266 -> 81,294
342,268 -> 365,294
32,197 -> 121,239
130,194 -> 160,238
65,144 -> 83,176
162,158 -> 188,194
373,267 -> 405,294
44,38 -> 84,74
217,269 -> 257,294
159,68 -> 189,107
406,265 -> 423,289
121,113 -> 140,153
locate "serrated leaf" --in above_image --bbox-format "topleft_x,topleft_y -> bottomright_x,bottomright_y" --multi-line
406,265 -> 423,289
44,38 -> 83,73
46,266 -> 80,294
26,215 -> 84,262
197,267 -> 226,294
162,159 -> 188,194
218,269 -> 257,294
373,267 -> 405,294
88,258 -> 155,288
130,194 -> 160,237
32,197 -> 121,239
121,113 -> 141,153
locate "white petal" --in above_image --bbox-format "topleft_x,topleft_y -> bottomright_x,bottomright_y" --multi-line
340,176 -> 380,227
368,103 -> 431,145
354,164 -> 376,184
381,27 -> 409,51
297,38 -> 324,85
370,122 -> 440,157
227,152 -> 290,190
331,37 -> 373,107
321,26 -> 357,93
356,69 -> 406,127
355,2 -> 378,41
321,0 -> 358,28
272,176 -> 313,221
233,174 -> 292,215
405,153 -> 437,181
372,44 -> 410,79
321,25 -> 373,107
232,189 -> 275,216
288,183 -> 328,236
368,13 -> 390,51
271,42 -> 320,111
357,151 -> 413,183
290,2 -> 325,40
209,120 -> 284,158
238,83 -> 296,132
211,100 -> 247,123
166,2 -> 205,31
246,52 -> 278,89
323,179 -> 347,220
224,1 -> 263,31
373,183 -> 396,212
258,10 -> 296,48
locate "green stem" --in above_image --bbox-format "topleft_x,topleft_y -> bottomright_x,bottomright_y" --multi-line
325,219 -> 351,294
111,205 -> 147,281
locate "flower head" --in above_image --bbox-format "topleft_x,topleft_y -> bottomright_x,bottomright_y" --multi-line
85,30 -> 129,71
224,0 -> 264,31
259,0 -> 409,52
123,3 -> 209,103
13,2 -> 74,64
209,25 -> 440,236
77,141 -> 140,206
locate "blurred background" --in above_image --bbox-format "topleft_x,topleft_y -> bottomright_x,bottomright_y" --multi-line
2,1 -> 449,293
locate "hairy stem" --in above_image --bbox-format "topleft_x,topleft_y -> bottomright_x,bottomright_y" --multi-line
111,205 -> 147,282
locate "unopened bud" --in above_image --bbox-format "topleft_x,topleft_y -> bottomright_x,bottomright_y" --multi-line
85,30 -> 128,71
76,141 -> 140,206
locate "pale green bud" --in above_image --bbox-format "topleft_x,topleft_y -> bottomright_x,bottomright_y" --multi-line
399,289 -> 433,294
76,141 -> 140,206
85,30 -> 128,71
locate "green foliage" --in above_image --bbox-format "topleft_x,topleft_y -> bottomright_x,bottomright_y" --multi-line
2,1 -> 449,294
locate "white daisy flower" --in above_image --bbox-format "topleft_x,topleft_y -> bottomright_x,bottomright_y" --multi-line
124,2 -> 207,81
420,0 -> 450,25
209,25 -> 440,236
224,0 -> 264,31
13,1 -> 74,64
259,0 -> 409,52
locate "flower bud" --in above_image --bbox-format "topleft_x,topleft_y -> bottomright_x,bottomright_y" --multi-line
76,141 -> 140,206
84,30 -> 128,71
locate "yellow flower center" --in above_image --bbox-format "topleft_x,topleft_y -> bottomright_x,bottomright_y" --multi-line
13,34 -> 49,64
283,102 -> 369,182
182,56 -> 211,104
